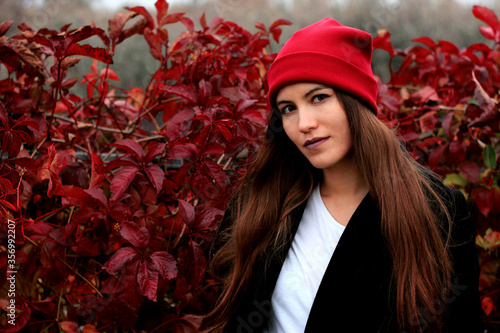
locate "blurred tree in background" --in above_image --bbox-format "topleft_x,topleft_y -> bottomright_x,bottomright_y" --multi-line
2,0 -> 500,92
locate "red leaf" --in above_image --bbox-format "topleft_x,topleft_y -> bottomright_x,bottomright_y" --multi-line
412,86 -> 440,104
114,100 -> 139,121
89,152 -> 106,189
209,17 -> 224,33
180,17 -> 194,33
60,321 -> 79,333
200,13 -> 208,30
469,103 -> 498,128
145,142 -> 166,163
197,207 -> 224,231
17,22 -> 34,33
479,26 -> 496,41
221,86 -> 251,102
178,199 -> 195,226
373,29 -> 395,57
120,221 -> 149,248
103,247 -> 138,274
155,0 -> 169,26
30,299 -> 56,314
65,44 -> 113,64
271,29 -> 284,44
412,36 -> 436,49
145,164 -> 164,194
66,25 -> 108,46
447,138 -> 467,164
0,20 -> 13,37
255,22 -> 267,32
460,161 -> 480,184
417,110 -> 438,132
437,40 -> 460,54
118,17 -> 148,44
108,12 -> 137,44
166,142 -> 198,159
2,131 -> 21,158
82,324 -> 99,333
442,112 -> 455,139
473,6 -> 500,42
128,6 -> 155,29
106,156 -> 140,171
1,199 -> 18,212
471,70 -> 497,108
217,124 -> 233,142
242,109 -> 266,126
161,84 -> 198,103
48,171 -> 63,198
110,166 -> 139,201
472,187 -> 494,217
150,251 -> 178,280
0,102 -> 7,125
137,260 -> 159,301
201,159 -> 226,188
428,143 -> 448,169
60,23 -> 72,33
24,221 -> 53,236
184,239 -> 207,285
481,297 -> 494,316
165,109 -> 195,140
84,188 -> 108,207
202,142 -> 225,156
76,236 -> 101,256
144,28 -> 163,60
99,68 -> 119,81
236,99 -> 258,113
269,19 -> 293,32
162,13 -> 185,26
2,40 -> 44,71
111,139 -> 145,160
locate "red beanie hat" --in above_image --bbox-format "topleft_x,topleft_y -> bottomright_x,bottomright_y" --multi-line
267,18 -> 378,114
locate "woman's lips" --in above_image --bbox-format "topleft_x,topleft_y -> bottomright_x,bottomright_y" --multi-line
304,137 -> 329,150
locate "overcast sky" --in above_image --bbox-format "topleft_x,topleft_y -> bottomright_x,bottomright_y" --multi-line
95,0 -> 185,9
96,0 -> 497,10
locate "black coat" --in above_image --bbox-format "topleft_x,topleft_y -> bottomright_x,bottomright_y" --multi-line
217,183 -> 483,333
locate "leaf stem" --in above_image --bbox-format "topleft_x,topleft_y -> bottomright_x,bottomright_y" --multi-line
56,257 -> 104,298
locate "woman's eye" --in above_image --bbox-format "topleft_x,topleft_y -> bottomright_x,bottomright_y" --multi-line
312,94 -> 329,103
281,105 -> 295,114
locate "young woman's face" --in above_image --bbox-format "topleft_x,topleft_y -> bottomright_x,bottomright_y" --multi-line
276,82 -> 353,171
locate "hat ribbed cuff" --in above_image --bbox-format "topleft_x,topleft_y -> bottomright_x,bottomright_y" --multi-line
268,52 -> 378,114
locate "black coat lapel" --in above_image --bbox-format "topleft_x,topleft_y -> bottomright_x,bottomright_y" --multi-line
304,194 -> 397,332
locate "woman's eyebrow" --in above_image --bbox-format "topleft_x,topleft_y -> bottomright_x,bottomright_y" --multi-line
304,85 -> 330,98
276,99 -> 292,106
276,85 -> 331,106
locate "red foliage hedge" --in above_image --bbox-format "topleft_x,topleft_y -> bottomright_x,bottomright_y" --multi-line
0,1 -> 499,331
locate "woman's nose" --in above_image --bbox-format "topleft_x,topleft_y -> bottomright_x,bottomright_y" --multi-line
297,108 -> 318,133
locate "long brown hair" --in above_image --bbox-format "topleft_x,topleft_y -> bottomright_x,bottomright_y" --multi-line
204,90 -> 453,332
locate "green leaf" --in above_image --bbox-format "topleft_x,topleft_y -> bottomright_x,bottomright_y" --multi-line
443,173 -> 468,187
467,97 -> 478,105
483,145 -> 497,169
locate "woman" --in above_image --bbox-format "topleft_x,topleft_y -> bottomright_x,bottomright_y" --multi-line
204,18 -> 482,332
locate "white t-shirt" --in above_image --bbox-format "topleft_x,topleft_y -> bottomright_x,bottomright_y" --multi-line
264,185 -> 346,333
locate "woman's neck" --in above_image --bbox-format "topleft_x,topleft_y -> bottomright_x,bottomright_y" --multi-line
320,154 -> 368,201
319,157 -> 368,226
